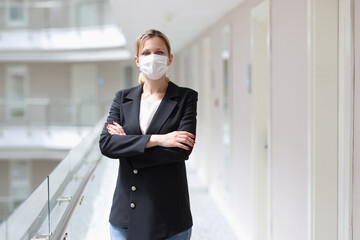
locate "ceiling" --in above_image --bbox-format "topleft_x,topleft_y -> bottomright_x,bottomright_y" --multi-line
108,0 -> 244,55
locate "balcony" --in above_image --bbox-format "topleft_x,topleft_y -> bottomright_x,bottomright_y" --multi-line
0,0 -> 130,62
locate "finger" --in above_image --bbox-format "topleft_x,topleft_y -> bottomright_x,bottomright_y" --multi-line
119,127 -> 126,135
112,121 -> 123,128
108,125 -> 119,134
117,127 -> 126,135
108,129 -> 124,136
178,135 -> 195,147
109,124 -> 123,135
186,136 -> 195,145
107,126 -> 116,134
107,124 -> 123,135
114,127 -> 126,135
176,142 -> 191,151
109,122 -> 121,131
187,137 -> 195,147
112,122 -> 126,135
107,124 -> 112,132
178,131 -> 196,139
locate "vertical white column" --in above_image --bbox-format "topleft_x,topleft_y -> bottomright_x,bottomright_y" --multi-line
308,0 -> 339,239
338,0 -> 354,239
352,0 -> 360,238
251,1 -> 270,239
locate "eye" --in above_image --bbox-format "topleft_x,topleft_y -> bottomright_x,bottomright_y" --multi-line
156,51 -> 165,55
142,51 -> 150,55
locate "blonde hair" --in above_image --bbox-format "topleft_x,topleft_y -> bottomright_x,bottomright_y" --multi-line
135,29 -> 171,84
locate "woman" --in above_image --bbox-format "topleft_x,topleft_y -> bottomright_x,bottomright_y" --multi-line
99,29 -> 197,240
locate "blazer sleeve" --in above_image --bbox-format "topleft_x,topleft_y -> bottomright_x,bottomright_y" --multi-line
130,90 -> 198,169
99,91 -> 151,159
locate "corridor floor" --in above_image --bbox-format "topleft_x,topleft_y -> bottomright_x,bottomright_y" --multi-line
187,163 -> 238,240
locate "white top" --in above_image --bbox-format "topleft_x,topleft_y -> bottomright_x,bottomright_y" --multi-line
139,99 -> 162,134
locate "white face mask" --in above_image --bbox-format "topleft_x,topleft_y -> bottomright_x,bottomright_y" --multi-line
139,54 -> 168,80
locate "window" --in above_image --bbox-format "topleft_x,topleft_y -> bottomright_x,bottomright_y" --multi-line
124,65 -> 134,88
6,0 -> 28,27
5,65 -> 28,123
222,24 -> 231,192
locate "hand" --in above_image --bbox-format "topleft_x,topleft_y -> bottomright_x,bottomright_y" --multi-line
107,121 -> 126,135
148,131 -> 196,150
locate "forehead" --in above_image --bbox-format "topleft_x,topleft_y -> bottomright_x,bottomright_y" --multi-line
140,37 -> 167,50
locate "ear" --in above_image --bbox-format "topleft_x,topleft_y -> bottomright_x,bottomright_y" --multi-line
135,56 -> 141,67
167,54 -> 173,66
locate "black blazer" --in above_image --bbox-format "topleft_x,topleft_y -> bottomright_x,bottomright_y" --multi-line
99,81 -> 198,240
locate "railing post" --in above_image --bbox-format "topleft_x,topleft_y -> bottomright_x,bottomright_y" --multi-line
46,102 -> 50,136
47,176 -> 51,236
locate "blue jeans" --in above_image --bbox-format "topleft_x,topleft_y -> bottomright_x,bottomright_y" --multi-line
110,224 -> 192,240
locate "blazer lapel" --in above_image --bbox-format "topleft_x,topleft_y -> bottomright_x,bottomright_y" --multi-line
122,84 -> 143,135
146,82 -> 179,134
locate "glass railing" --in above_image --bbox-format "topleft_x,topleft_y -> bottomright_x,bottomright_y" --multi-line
0,116 -> 105,240
0,98 -> 111,134
0,0 -> 115,30
0,0 -> 127,52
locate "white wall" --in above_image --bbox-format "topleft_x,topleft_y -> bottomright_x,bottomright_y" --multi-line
354,0 -> 360,238
173,0 -> 345,239
175,1 -> 262,238
271,1 -> 308,239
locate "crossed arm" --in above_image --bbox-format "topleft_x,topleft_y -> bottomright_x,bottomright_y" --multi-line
107,122 -> 195,150
99,90 -> 198,169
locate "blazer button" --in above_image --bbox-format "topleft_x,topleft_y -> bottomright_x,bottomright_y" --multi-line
130,203 -> 135,209
131,186 -> 137,191
133,169 -> 139,174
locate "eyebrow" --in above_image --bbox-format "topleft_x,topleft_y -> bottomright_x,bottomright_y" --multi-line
142,48 -> 166,51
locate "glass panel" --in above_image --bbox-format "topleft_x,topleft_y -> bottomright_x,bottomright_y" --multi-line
3,178 -> 49,240
64,151 -> 108,239
0,220 -> 6,239
222,24 -> 231,192
0,114 -> 104,239
46,150 -> 73,236
47,119 -> 103,236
